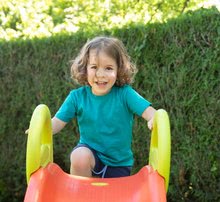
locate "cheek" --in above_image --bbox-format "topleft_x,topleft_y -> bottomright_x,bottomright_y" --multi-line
87,69 -> 94,77
86,71 -> 93,83
110,70 -> 117,78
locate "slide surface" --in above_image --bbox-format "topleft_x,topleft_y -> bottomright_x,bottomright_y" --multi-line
24,163 -> 166,202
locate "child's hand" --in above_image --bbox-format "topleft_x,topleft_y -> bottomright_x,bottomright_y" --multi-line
141,106 -> 156,130
147,118 -> 154,130
25,129 -> 29,135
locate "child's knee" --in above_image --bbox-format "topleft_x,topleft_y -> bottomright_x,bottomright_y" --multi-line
70,147 -> 95,169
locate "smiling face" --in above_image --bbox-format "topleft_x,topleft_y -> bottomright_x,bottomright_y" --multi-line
87,49 -> 118,96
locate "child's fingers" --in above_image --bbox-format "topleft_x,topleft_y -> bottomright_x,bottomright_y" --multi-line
25,129 -> 29,134
147,119 -> 153,130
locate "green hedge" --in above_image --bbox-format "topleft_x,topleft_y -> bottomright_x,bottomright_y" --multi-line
0,7 -> 219,201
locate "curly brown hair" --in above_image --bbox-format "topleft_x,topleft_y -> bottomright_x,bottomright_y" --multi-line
71,36 -> 137,86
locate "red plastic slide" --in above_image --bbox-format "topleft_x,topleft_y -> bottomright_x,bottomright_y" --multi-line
24,163 -> 166,202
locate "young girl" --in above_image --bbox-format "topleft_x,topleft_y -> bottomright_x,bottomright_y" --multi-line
52,36 -> 156,178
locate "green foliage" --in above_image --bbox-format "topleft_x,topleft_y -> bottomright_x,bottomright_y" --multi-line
0,7 -> 220,202
0,0 -> 208,40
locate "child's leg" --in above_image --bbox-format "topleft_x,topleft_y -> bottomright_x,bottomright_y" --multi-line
70,146 -> 95,177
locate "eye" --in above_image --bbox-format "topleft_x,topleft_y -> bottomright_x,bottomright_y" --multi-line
106,66 -> 113,70
90,65 -> 97,69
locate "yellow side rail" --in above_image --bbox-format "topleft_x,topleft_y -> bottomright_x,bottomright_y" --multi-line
26,104 -> 53,184
149,109 -> 171,192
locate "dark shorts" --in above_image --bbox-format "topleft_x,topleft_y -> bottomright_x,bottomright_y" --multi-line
72,144 -> 132,178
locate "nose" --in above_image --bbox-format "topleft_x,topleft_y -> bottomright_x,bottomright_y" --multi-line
95,68 -> 105,77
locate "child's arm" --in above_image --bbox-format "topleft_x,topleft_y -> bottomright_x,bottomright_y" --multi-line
141,106 -> 156,130
52,117 -> 67,135
25,117 -> 67,135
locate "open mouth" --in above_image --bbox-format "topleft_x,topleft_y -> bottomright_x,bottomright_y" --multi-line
95,81 -> 108,86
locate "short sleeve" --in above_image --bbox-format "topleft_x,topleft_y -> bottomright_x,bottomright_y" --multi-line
55,91 -> 77,122
125,86 -> 151,116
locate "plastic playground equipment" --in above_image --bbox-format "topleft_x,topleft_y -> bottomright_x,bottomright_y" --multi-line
24,104 -> 171,202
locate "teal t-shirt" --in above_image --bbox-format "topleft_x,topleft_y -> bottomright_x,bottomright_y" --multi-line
55,85 -> 151,166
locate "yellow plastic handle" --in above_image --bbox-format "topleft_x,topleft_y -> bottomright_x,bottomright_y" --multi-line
149,109 -> 171,192
26,104 -> 53,184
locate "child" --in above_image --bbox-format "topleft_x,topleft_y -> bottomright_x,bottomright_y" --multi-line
52,36 -> 156,178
